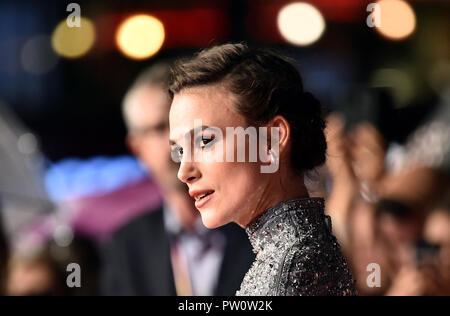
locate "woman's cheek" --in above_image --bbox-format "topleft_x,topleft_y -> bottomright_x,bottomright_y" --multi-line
201,147 -> 221,164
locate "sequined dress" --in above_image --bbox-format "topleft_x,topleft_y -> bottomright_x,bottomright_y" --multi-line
236,197 -> 357,296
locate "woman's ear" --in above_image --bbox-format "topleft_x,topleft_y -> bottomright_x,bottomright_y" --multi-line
267,115 -> 291,155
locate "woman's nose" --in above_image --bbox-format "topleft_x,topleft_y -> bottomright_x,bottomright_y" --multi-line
177,158 -> 200,184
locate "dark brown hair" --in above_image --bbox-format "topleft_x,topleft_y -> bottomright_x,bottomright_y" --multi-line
169,43 -> 327,172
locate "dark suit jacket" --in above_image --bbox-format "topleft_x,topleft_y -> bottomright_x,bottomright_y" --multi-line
101,206 -> 255,296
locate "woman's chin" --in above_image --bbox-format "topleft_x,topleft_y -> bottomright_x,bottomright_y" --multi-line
199,209 -> 227,229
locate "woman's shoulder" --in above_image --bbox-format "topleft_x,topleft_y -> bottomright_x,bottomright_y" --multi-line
276,240 -> 357,296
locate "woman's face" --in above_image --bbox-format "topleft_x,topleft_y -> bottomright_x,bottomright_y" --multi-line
169,84 -> 272,229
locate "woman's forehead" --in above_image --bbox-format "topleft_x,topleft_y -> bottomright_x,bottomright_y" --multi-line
169,85 -> 246,141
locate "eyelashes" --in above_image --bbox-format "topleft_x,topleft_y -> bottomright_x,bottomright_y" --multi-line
171,135 -> 216,162
196,136 -> 215,149
171,146 -> 183,162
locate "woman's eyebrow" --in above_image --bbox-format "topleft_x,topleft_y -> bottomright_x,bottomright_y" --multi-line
169,125 -> 211,146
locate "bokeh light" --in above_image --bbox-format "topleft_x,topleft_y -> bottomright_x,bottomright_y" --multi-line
21,35 -> 59,75
376,0 -> 416,40
116,14 -> 165,60
277,2 -> 326,46
51,17 -> 96,58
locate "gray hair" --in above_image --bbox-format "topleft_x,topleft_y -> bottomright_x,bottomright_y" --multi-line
122,62 -> 172,130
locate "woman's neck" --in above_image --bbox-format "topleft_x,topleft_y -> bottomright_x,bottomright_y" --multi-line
236,171 -> 310,228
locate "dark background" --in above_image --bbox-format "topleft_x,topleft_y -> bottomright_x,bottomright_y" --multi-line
0,0 -> 448,161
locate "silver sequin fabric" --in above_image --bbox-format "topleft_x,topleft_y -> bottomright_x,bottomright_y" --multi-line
236,197 -> 357,296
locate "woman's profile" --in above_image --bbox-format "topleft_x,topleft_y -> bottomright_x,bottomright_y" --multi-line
168,43 -> 357,296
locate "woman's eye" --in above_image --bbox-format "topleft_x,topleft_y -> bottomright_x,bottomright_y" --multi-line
199,137 -> 214,148
171,147 -> 183,161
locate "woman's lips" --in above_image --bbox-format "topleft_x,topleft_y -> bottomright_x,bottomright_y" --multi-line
194,191 -> 214,209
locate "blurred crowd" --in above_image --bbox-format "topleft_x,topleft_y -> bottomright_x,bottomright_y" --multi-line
322,91 -> 450,295
0,59 -> 449,296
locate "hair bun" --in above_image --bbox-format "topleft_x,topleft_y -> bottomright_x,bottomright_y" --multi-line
302,91 -> 314,103
302,92 -> 323,122
289,91 -> 327,171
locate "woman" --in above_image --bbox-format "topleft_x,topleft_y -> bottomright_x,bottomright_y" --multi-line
168,43 -> 356,296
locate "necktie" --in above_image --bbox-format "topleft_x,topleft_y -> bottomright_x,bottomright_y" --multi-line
170,235 -> 193,296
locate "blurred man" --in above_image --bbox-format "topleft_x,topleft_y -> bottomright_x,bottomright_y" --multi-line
101,62 -> 254,296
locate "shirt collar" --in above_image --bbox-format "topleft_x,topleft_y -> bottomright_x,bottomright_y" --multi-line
245,197 -> 326,252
